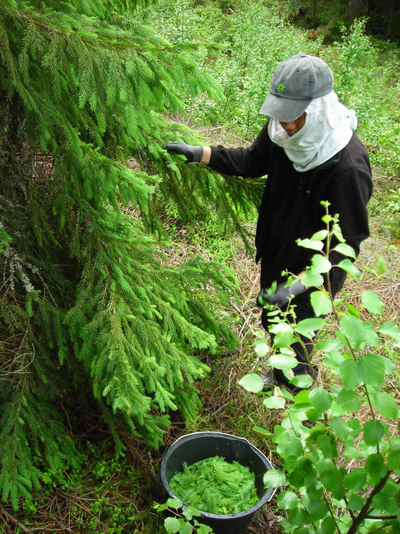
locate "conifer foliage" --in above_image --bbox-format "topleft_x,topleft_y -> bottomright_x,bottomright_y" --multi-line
0,0 -> 262,508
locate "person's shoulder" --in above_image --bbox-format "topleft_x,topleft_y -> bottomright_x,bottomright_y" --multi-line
340,133 -> 371,172
344,132 -> 369,158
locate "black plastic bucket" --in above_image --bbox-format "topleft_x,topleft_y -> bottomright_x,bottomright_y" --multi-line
160,431 -> 276,534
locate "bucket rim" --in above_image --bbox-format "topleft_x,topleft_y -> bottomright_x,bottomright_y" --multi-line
160,431 -> 277,519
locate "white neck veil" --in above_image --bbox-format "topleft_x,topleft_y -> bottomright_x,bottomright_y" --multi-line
268,91 -> 357,172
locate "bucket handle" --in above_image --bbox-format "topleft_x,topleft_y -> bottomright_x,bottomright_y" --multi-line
171,431 -> 254,448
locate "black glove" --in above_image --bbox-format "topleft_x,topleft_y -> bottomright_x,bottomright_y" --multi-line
257,279 -> 307,308
163,142 -> 204,163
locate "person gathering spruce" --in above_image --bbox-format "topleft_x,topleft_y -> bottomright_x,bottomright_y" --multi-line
163,54 -> 373,391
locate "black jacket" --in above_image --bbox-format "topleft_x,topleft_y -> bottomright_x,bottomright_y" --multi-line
208,122 -> 373,296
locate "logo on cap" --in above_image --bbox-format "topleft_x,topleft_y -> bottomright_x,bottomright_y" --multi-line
276,82 -> 285,93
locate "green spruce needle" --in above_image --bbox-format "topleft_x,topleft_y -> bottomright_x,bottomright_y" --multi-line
169,456 -> 259,515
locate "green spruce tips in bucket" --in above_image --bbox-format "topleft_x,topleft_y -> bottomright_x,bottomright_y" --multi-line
160,432 -> 276,534
169,456 -> 259,515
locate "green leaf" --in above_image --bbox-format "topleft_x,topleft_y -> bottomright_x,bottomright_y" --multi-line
310,255 -> 331,273
277,491 -> 299,510
330,417 -> 351,442
344,447 -> 366,460
377,258 -> 387,274
264,469 -> 287,488
382,356 -> 394,375
289,505 -> 310,527
381,478 -> 399,497
282,389 -> 295,401
344,468 -> 368,491
387,449 -> 400,471
331,222 -> 345,243
323,354 -> 343,372
279,439 -> 303,458
294,390 -> 310,405
269,324 -> 295,348
310,290 -> 333,316
180,522 -> 193,534
295,318 -> 326,338
267,354 -> 299,369
305,408 -> 322,422
339,359 -> 364,390
289,374 -> 314,389
317,434 -> 337,459
332,243 -> 356,259
339,316 -> 366,347
253,426 -> 273,439
238,373 -> 264,393
164,517 -> 182,534
329,402 -> 348,416
337,259 -> 360,280
316,338 -> 344,352
363,420 -> 385,446
321,516 -> 336,534
301,271 -> 324,288
361,322 -> 379,347
365,454 -> 387,485
347,303 -> 360,317
348,418 -> 362,432
362,291 -> 384,315
379,322 -> 400,338
374,392 -> 399,419
379,322 -> 400,346
166,498 -> 183,510
264,396 -> 286,409
182,506 -> 201,520
297,238 -> 324,251
347,494 -> 365,511
311,230 -> 328,241
318,464 -> 343,497
336,389 -> 362,412
308,499 -> 329,521
309,388 -> 332,413
371,493 -> 398,513
254,341 -> 269,358
359,354 -> 386,386
197,525 -> 213,534
315,458 -> 335,474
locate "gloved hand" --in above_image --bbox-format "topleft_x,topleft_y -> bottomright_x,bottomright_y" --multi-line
163,142 -> 204,163
257,279 -> 307,308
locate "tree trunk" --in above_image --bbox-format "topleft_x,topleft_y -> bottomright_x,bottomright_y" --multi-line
347,0 -> 367,21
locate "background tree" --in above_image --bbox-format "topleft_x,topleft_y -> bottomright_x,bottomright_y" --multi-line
0,0 -> 263,508
281,0 -> 400,42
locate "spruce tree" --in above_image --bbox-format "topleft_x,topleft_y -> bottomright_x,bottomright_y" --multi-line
0,0 -> 262,508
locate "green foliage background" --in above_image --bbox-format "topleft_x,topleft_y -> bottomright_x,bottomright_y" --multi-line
1,0 -> 400,522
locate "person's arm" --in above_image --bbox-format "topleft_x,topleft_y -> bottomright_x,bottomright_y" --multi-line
201,146 -> 211,165
163,121 -> 271,178
207,122 -> 271,178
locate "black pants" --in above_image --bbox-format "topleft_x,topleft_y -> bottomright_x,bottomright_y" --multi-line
261,289 -> 320,388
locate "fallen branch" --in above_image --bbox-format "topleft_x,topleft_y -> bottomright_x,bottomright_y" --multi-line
0,507 -> 33,533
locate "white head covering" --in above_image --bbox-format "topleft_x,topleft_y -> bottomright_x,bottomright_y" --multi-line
268,91 -> 357,172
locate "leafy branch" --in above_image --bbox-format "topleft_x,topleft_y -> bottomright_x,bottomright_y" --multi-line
240,202 -> 400,533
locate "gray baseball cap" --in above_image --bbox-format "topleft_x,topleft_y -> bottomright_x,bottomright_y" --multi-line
259,54 -> 334,122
